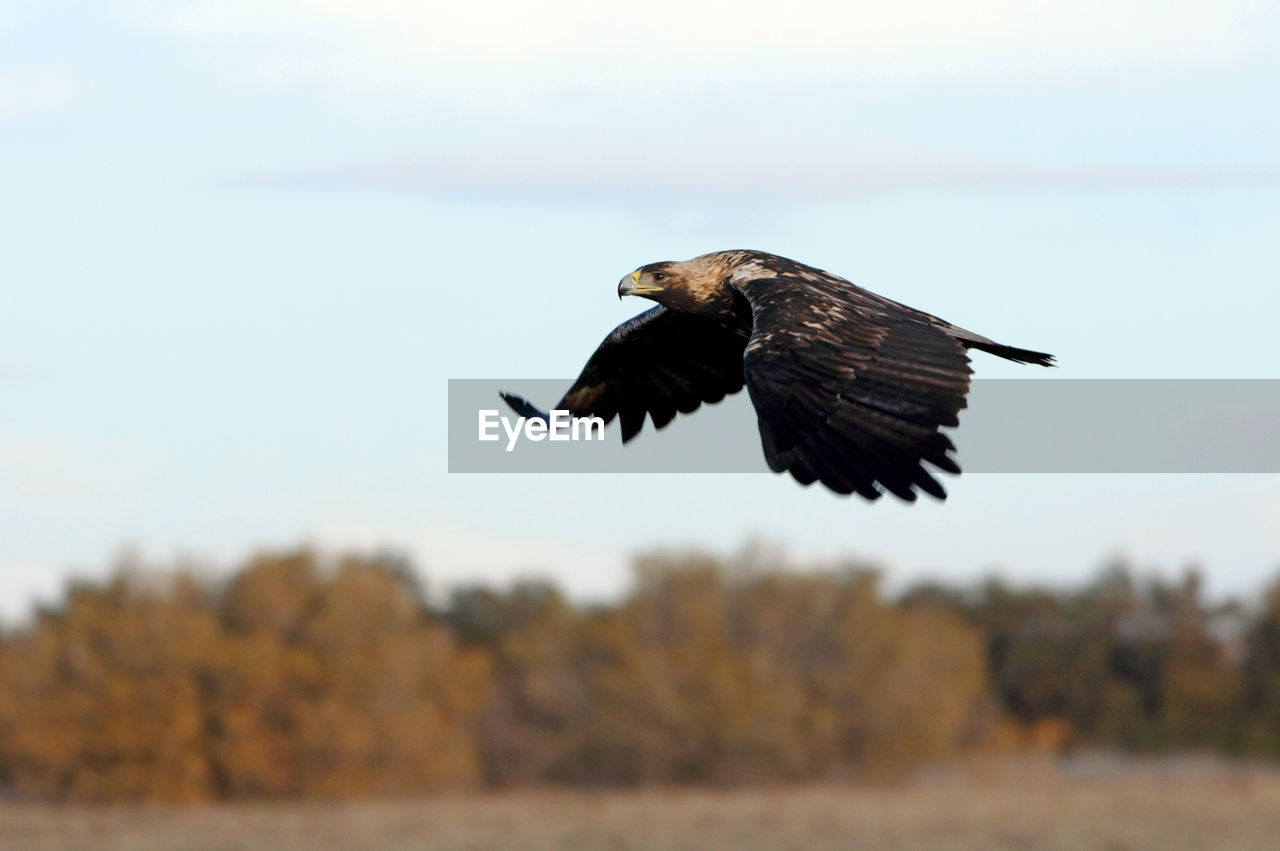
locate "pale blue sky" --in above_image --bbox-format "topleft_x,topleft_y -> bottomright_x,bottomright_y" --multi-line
3,1 -> 1280,620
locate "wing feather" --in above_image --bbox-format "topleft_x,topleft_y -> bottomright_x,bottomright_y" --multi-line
502,306 -> 750,443
734,271 -> 973,501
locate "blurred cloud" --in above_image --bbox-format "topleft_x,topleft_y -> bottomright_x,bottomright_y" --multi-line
0,65 -> 82,122
119,0 -> 1275,103
231,137 -> 1280,201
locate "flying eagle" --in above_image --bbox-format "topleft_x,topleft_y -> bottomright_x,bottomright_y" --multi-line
501,250 -> 1053,501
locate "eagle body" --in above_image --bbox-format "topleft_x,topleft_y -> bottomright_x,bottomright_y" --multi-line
501,250 -> 1053,502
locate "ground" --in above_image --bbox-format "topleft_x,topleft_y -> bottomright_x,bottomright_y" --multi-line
2,757 -> 1278,850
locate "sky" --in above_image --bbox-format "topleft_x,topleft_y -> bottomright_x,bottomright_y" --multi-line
2,0 -> 1280,621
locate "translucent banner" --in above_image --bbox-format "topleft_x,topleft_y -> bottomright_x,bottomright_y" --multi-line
448,379 -> 1280,474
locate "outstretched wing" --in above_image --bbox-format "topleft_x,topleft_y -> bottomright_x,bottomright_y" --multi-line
733,274 -> 974,501
501,306 -> 750,442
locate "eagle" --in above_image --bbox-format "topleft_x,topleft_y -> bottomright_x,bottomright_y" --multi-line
501,250 -> 1053,502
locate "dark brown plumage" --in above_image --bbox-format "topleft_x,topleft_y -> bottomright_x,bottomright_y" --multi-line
501,250 -> 1054,502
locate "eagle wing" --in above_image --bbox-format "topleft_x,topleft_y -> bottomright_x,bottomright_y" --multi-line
500,306 -> 750,442
732,272 -> 974,501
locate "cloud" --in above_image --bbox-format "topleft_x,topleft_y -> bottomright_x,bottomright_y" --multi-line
0,65 -> 82,122
120,0 -> 1275,103
230,136 -> 1280,201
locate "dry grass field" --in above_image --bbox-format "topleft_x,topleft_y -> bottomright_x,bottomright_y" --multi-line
3,758 -> 1279,850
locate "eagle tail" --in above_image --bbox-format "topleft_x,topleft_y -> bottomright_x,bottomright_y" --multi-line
965,340 -> 1055,367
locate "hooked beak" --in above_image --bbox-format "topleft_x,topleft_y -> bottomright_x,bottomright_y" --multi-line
618,270 -> 640,299
618,270 -> 661,299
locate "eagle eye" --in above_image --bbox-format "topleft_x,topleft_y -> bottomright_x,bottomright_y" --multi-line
652,271 -> 667,283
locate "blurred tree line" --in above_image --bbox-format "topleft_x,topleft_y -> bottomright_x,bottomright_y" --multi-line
1,548 -> 1279,801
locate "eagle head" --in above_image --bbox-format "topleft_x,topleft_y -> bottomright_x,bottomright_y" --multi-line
617,254 -> 743,315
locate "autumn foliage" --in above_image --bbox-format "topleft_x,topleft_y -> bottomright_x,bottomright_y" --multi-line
0,553 -> 489,802
0,548 -> 1278,801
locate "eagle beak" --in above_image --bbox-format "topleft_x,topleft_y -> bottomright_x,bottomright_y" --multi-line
618,270 -> 641,299
619,270 -> 663,299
